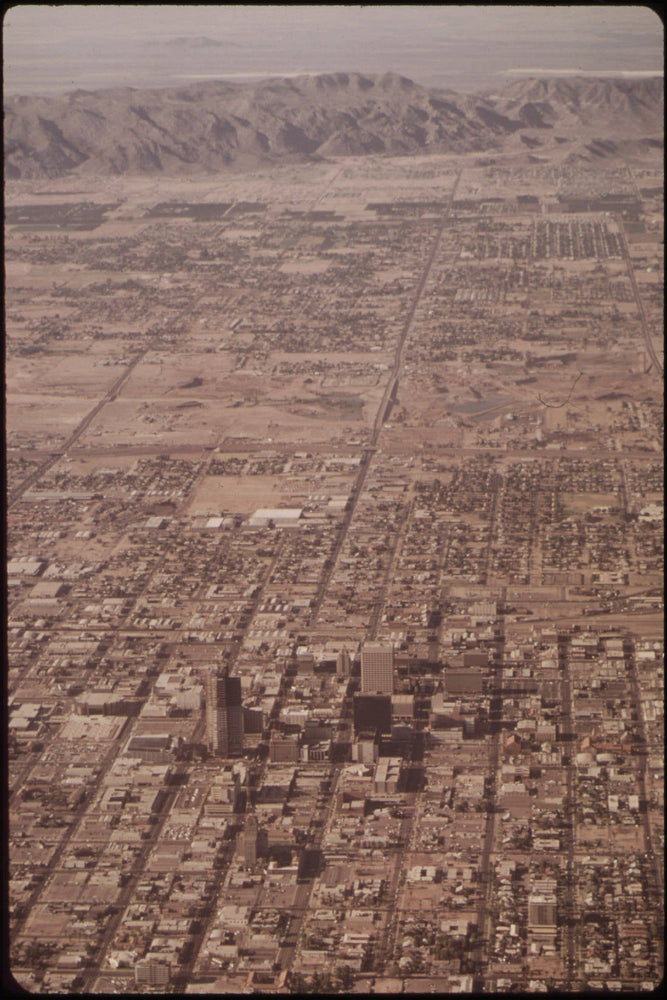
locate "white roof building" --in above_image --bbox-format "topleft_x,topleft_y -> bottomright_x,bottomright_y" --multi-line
249,508 -> 303,527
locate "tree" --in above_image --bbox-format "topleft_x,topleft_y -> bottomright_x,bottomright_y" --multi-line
335,965 -> 355,990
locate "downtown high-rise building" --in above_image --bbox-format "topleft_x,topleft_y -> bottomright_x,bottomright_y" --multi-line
206,666 -> 243,756
360,641 -> 394,694
336,647 -> 351,677
236,811 -> 268,865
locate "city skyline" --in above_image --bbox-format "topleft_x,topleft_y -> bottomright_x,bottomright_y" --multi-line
5,6 -> 663,995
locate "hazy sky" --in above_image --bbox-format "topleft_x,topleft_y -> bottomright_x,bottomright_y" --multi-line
3,4 -> 663,95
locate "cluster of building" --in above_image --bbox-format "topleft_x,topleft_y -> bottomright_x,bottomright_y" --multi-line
7,152 -> 663,993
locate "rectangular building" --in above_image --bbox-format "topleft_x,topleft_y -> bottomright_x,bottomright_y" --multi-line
206,667 -> 243,756
361,642 -> 394,694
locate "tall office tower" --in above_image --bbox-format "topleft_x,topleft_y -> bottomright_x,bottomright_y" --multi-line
206,667 -> 243,756
236,811 -> 268,865
237,812 -> 258,864
336,647 -> 351,677
360,642 -> 394,694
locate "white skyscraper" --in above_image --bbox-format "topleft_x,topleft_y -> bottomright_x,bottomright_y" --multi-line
360,642 -> 394,694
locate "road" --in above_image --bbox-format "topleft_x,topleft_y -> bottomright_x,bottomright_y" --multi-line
372,168 -> 462,442
310,171 -> 462,627
482,472 -> 502,585
558,631 -> 577,989
617,226 -> 663,377
8,168 -> 346,513
7,341 -> 157,509
10,734 -> 124,946
372,797 -> 420,973
76,777 -> 180,992
279,765 -> 342,973
471,608 -> 505,992
171,835 -> 237,991
623,635 -> 664,979
367,498 -> 415,638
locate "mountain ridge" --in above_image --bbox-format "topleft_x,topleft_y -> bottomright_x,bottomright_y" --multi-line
4,72 -> 663,179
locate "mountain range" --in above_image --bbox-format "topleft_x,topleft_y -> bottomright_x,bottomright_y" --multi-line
4,72 -> 663,179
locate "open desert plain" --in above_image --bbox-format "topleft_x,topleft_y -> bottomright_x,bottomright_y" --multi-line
4,11 -> 665,994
